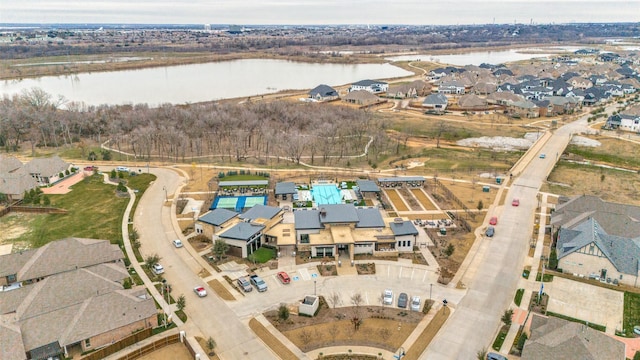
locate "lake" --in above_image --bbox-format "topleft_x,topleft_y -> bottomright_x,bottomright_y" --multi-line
0,59 -> 412,107
385,48 -> 557,66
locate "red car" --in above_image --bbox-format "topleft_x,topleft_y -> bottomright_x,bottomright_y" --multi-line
489,216 -> 498,225
277,271 -> 291,284
512,198 -> 520,207
84,165 -> 97,171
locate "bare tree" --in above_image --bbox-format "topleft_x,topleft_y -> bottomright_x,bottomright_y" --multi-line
327,292 -> 342,309
350,292 -> 364,331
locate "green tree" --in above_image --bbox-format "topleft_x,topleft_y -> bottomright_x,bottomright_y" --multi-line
88,151 -> 97,161
123,278 -> 132,289
633,350 -> 640,360
476,348 -> 487,360
477,200 -> 484,211
101,150 -> 112,161
65,169 -> 70,175
501,309 -> 514,327
110,169 -> 117,179
516,332 -> 528,351
59,172 -> 64,178
176,294 -> 186,311
23,190 -> 32,204
145,254 -> 161,269
278,304 -> 290,321
206,337 -> 216,356
213,239 -> 229,260
443,243 -> 455,257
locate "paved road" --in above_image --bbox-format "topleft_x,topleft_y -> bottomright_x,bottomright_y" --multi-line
423,105 -> 622,359
133,168 -> 276,359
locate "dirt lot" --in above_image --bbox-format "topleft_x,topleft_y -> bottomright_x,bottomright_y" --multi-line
410,188 -> 438,210
383,189 -> 409,211
265,304 -> 424,352
135,343 -> 192,360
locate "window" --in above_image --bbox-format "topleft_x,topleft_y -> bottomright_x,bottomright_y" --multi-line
85,338 -> 91,348
300,234 -> 310,244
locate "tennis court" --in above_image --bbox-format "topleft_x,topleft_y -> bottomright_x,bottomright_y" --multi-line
311,184 -> 342,205
211,195 -> 267,212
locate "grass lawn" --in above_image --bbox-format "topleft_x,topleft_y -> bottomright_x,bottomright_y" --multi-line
535,273 -> 554,282
514,289 -> 524,307
253,247 -> 276,263
492,326 -> 508,351
623,292 -> 640,337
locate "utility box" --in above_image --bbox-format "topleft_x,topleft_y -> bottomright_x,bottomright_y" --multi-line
439,227 -> 447,235
496,177 -> 502,184
482,186 -> 490,193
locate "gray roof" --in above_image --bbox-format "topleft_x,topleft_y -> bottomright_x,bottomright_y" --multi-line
352,79 -> 387,86
551,195 -> 640,238
198,208 -> 238,226
356,180 -> 380,193
23,156 -> 69,177
355,208 -> 385,228
378,176 -> 425,183
344,90 -> 379,101
294,209 -> 322,230
219,222 -> 265,241
389,221 -> 419,236
318,204 -> 359,224
0,154 -> 23,174
556,217 -> 640,275
0,166 -> 38,197
218,180 -> 268,187
275,182 -> 297,195
0,238 -> 123,282
309,84 -> 338,97
423,93 -> 448,106
522,314 -> 625,360
240,204 -> 281,220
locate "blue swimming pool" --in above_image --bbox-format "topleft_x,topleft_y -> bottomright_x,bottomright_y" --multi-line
211,195 -> 267,212
311,184 -> 342,205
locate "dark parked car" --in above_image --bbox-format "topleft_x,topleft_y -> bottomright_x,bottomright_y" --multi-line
485,226 -> 495,237
397,292 -> 408,308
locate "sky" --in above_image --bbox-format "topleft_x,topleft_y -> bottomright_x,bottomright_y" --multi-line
1,0 -> 639,25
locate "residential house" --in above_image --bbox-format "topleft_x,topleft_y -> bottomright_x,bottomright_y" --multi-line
409,80 -> 430,96
0,237 -> 124,287
437,80 -> 467,94
422,93 -> 449,111
0,155 -> 39,201
386,83 -> 417,99
471,81 -> 497,95
23,155 -> 70,186
542,96 -> 581,116
429,66 -> 464,80
507,100 -> 539,118
605,113 -> 640,132
457,94 -> 487,110
343,90 -> 381,106
521,314 -> 625,360
486,92 -> 525,106
308,84 -> 339,102
0,238 -> 157,359
348,80 -> 388,94
568,76 -> 593,89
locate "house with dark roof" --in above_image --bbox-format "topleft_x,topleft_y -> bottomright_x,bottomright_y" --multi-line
308,84 -> 339,102
422,93 -> 448,111
216,222 -> 266,258
348,79 -> 388,94
0,238 -> 157,359
389,219 -> 419,252
522,314 -> 625,360
293,204 -> 414,260
274,181 -> 297,200
195,208 -> 239,238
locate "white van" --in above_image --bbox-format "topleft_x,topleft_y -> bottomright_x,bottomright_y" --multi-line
116,166 -> 130,172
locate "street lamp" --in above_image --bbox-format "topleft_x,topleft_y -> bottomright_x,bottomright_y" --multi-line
430,283 -> 433,301
161,279 -> 168,328
162,186 -> 168,201
314,280 -> 317,296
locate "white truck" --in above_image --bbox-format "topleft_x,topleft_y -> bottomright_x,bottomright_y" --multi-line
250,274 -> 268,292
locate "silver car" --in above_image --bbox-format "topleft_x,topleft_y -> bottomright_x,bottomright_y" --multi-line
410,295 -> 421,311
383,289 -> 393,305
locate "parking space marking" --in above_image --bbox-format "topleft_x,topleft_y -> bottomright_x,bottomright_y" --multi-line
299,268 -> 310,281
423,270 -> 428,282
411,268 -> 415,280
399,267 -> 403,278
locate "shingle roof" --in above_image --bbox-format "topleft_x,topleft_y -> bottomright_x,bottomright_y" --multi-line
352,79 -> 387,86
294,209 -> 322,230
318,204 -> 359,224
0,238 -> 123,282
355,208 -> 385,228
0,323 -> 26,360
356,180 -> 380,193
309,84 -> 338,98
522,314 -> 625,360
0,166 -> 38,197
556,217 -> 640,275
389,221 -> 418,236
198,208 -> 238,226
0,154 -> 23,174
378,176 -> 425,183
423,93 -> 448,106
275,182 -> 297,195
344,90 -> 379,101
219,222 -> 265,241
23,156 -> 68,177
240,204 -> 281,220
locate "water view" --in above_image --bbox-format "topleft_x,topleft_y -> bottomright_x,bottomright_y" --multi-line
0,59 -> 412,107
385,48 -> 556,66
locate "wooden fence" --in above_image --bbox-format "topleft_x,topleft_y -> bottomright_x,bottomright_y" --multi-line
80,328 -> 156,360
